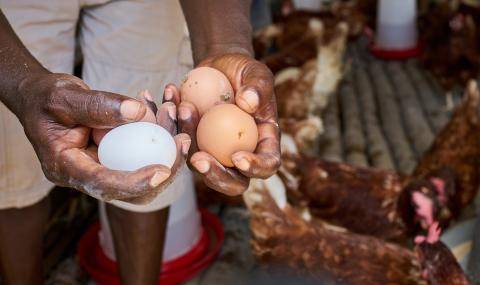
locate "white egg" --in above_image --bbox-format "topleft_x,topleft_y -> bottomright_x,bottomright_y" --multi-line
98,122 -> 176,171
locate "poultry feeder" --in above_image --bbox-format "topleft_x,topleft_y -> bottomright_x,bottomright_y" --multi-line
369,0 -> 422,59
292,0 -> 323,11
77,166 -> 224,285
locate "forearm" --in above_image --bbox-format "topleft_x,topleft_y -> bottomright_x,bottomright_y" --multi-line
0,10 -> 47,115
180,0 -> 254,64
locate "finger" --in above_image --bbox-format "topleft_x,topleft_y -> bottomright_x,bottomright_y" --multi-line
91,128 -> 110,146
163,84 -> 181,106
156,102 -> 177,135
57,87 -> 147,128
84,145 -> 99,162
170,133 -> 191,176
90,90 -> 156,145
231,122 -> 281,178
235,61 -> 274,114
190,151 -> 249,196
136,90 -> 158,121
178,101 -> 200,157
235,88 -> 260,114
58,148 -> 172,201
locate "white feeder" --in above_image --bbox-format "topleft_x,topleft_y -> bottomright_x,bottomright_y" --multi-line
376,0 -> 418,50
292,0 -> 323,11
98,166 -> 202,262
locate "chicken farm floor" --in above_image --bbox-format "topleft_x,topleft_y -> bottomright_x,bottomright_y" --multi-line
44,39 -> 473,285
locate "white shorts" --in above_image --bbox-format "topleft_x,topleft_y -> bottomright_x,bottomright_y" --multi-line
0,0 -> 194,211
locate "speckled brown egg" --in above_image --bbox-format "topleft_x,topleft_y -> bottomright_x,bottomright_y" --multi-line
180,67 -> 234,115
197,104 -> 258,167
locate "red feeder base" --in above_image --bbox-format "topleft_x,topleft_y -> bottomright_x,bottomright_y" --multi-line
364,27 -> 423,60
77,209 -> 224,285
369,42 -> 423,60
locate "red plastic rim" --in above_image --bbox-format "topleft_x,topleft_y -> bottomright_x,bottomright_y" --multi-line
77,209 -> 224,285
364,27 -> 423,60
369,42 -> 423,60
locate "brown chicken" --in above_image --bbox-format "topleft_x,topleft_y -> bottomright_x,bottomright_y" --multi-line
245,176 -> 423,285
414,80 -> 480,208
255,0 -> 366,73
419,1 -> 480,90
283,80 -> 480,242
417,241 -> 471,285
245,176 -> 470,285
261,18 -> 323,74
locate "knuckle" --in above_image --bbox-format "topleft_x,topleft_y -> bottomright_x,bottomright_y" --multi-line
227,185 -> 247,196
40,162 -> 61,185
44,87 -> 65,113
85,92 -> 104,118
272,154 -> 281,168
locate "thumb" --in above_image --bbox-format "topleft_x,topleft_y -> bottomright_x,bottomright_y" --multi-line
235,61 -> 274,114
63,88 -> 147,129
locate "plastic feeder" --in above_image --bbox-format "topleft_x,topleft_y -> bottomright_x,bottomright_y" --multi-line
369,0 -> 422,59
292,0 -> 323,11
78,167 -> 224,285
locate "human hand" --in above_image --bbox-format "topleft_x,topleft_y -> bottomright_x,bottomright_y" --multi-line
17,73 -> 190,202
164,53 -> 280,196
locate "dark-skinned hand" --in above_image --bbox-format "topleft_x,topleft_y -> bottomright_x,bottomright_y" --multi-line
17,72 -> 190,202
163,53 -> 280,196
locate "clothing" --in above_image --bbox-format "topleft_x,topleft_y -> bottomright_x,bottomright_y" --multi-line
0,0 -> 194,210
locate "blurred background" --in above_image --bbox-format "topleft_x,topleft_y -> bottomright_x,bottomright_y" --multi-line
37,0 -> 480,284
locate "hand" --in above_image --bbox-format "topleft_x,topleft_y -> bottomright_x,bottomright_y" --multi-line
164,53 -> 280,196
17,72 -> 190,202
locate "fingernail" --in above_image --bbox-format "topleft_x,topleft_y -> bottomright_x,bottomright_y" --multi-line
192,160 -> 210,173
181,139 -> 191,155
150,170 -> 170,188
232,156 -> 250,171
166,104 -> 176,121
179,106 -> 192,121
164,88 -> 173,101
238,90 -> 259,113
144,89 -> 154,101
121,100 -> 144,121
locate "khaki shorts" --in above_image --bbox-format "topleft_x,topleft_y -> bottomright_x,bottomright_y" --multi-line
0,0 -> 194,210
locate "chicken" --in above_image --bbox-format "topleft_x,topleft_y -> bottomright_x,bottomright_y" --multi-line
275,60 -> 324,155
244,176 -> 470,285
298,158 -> 410,242
281,81 -> 480,242
414,80 -> 480,209
262,18 -> 323,74
275,61 -> 316,120
311,22 -> 349,111
419,1 -> 480,90
258,0 -> 361,74
415,223 -> 472,285
244,176 -> 424,285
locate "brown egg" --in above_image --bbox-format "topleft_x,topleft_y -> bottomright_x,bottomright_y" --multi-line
91,105 -> 156,145
197,104 -> 258,167
180,67 -> 234,115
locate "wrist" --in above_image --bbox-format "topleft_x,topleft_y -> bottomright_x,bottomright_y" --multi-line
12,69 -> 50,117
193,43 -> 254,65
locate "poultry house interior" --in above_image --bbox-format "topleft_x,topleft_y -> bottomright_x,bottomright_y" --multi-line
38,0 -> 480,284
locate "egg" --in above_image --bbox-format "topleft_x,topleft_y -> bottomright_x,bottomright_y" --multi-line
98,122 -> 176,171
92,104 -> 157,145
197,104 -> 258,167
180,67 -> 234,115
